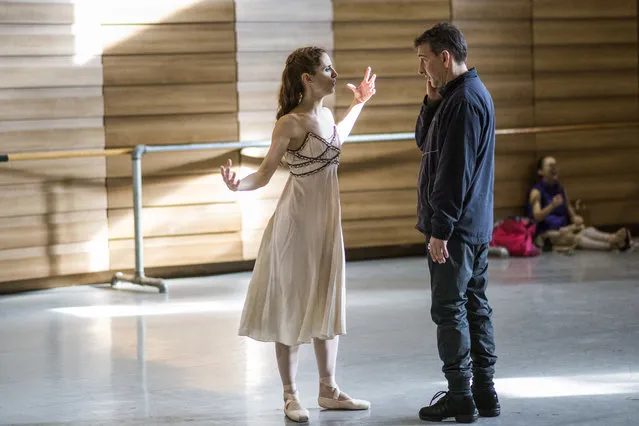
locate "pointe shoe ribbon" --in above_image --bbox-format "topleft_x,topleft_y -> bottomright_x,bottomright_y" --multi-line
318,386 -> 371,410
284,392 -> 310,423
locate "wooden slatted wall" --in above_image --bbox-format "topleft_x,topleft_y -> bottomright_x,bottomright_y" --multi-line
331,0 -> 449,248
235,0 -> 334,259
533,0 -> 639,226
101,0 -> 243,271
2,1 -> 638,292
0,1 -> 108,284
453,0 -> 536,220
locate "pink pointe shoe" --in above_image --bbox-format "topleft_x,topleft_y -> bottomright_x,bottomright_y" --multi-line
318,386 -> 371,411
284,391 -> 309,423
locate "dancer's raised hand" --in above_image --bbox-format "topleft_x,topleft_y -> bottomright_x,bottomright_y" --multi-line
221,158 -> 240,191
346,66 -> 376,104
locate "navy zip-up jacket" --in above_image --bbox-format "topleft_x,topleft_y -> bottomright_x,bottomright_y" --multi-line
415,68 -> 495,244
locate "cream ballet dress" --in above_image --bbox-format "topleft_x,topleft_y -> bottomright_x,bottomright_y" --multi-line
238,125 -> 346,347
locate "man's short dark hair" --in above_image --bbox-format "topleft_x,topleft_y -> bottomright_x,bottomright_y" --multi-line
414,22 -> 468,64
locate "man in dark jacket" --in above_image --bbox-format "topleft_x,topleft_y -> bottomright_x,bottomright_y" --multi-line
414,23 -> 500,424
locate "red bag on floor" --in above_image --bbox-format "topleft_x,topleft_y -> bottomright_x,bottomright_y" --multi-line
490,217 -> 540,257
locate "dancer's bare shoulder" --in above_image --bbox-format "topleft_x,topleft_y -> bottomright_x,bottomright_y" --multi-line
274,114 -> 308,150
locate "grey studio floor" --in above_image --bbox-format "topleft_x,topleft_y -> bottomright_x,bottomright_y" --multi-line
1,250 -> 639,426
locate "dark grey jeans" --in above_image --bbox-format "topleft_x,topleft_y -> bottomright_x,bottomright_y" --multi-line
427,237 -> 497,394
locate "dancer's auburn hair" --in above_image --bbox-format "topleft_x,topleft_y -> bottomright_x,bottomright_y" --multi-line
276,46 -> 326,120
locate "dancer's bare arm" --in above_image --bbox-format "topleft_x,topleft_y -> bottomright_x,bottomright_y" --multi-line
530,189 -> 563,222
221,116 -> 298,191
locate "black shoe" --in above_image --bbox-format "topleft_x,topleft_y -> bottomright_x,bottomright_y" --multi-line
472,388 -> 501,417
418,391 -> 478,423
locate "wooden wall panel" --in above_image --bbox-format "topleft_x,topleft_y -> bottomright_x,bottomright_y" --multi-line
343,217 -> 424,248
4,1 -> 639,290
0,182 -> 107,218
0,211 -> 107,251
336,106 -> 421,134
105,113 -> 238,147
0,87 -> 104,120
336,77 -> 421,108
453,0 -> 534,130
0,25 -> 75,56
0,158 -> 105,185
107,174 -> 236,208
454,0 -> 531,20
99,0 -> 235,25
235,0 -> 333,142
494,155 -> 536,182
536,149 -> 639,179
532,1 -> 639,229
534,45 -> 637,73
0,248 -> 110,283
334,50 -> 416,78
534,20 -> 637,45
109,233 -> 243,270
536,127 -> 638,151
330,2 -> 447,249
494,180 -> 530,209
467,47 -> 533,74
535,71 -> 638,99
535,98 -> 638,126
452,0 -> 536,226
236,0 -> 332,22
104,84 -> 237,116
334,22 -> 436,51
559,175 -> 639,203
108,204 -> 241,239
334,0 -> 449,22
0,1 -> 108,286
235,0 -> 337,258
103,54 -> 236,86
106,150 -> 238,178
0,2 -> 75,24
101,0 -> 241,272
1,118 -> 105,153
341,190 -> 416,221
495,134 -> 536,154
236,23 -> 332,53
102,24 -> 236,55
533,0 -> 636,19
0,57 -> 103,89
455,20 -> 532,47
585,201 -> 639,226
339,141 -> 420,192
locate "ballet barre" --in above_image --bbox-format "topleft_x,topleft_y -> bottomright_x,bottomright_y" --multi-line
1,121 -> 637,293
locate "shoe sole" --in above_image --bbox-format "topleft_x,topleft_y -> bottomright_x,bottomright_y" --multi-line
418,413 -> 478,423
285,414 -> 309,423
478,408 -> 501,417
317,397 -> 370,410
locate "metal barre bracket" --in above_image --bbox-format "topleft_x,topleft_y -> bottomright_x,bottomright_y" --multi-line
110,145 -> 167,294
111,272 -> 167,294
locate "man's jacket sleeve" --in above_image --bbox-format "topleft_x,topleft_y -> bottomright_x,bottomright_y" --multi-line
430,101 -> 480,240
415,96 -> 440,152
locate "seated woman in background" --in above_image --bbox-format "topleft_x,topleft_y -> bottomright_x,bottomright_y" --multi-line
527,155 -> 632,252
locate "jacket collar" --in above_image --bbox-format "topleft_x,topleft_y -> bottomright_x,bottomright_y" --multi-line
439,67 -> 477,97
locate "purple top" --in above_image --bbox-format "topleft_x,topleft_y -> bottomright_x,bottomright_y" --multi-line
526,181 -> 569,236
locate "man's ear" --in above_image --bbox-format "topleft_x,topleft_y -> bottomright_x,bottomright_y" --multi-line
442,50 -> 451,68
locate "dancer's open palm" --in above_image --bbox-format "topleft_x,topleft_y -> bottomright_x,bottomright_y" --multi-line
221,159 -> 240,191
346,67 -> 376,104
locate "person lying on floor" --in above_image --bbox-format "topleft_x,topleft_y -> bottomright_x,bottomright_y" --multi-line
526,155 -> 632,252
